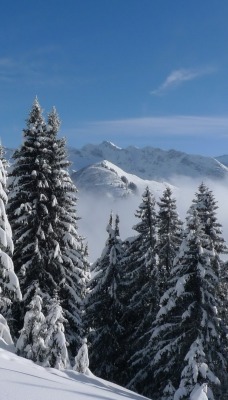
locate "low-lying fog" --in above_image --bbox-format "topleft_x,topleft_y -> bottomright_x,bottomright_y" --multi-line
77,176 -> 228,263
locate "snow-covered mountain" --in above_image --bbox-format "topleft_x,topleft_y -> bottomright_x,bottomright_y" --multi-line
6,142 -> 228,184
68,141 -> 228,181
215,154 -> 228,167
72,160 -> 175,199
0,343 -> 148,400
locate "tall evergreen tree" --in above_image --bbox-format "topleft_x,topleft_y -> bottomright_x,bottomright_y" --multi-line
0,144 -> 21,323
46,108 -> 89,359
121,187 -> 158,387
85,214 -> 124,383
8,100 -> 88,354
131,206 -> 227,400
8,98 -> 59,316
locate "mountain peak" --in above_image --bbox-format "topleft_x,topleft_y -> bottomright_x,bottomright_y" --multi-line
101,141 -> 122,150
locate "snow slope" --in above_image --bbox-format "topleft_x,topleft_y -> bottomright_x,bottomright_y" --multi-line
72,160 -> 175,199
0,344 -> 148,400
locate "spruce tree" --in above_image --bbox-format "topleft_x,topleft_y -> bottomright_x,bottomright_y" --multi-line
8,98 -> 60,318
191,182 -> 226,253
121,186 -> 158,387
8,100 -> 88,357
0,144 -> 21,325
85,214 -> 124,383
74,337 -> 89,373
43,295 -> 69,369
46,107 -> 89,359
16,293 -> 45,362
133,207 -> 227,399
156,186 -> 183,290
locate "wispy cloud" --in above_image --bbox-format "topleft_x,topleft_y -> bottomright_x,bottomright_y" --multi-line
151,67 -> 216,95
64,114 -> 228,154
73,115 -> 228,137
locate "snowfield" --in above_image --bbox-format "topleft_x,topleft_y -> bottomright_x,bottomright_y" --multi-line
0,342 -> 148,400
0,341 -> 209,400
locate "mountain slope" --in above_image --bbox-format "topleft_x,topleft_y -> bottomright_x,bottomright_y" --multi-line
215,154 -> 228,167
72,160 -> 175,199
68,141 -> 228,181
0,344 -> 147,400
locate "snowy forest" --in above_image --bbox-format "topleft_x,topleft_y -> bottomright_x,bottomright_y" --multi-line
0,98 -> 227,400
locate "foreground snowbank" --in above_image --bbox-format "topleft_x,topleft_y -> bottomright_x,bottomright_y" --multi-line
0,342 -> 148,400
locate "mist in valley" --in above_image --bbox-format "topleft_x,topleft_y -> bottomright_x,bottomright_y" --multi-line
77,176 -> 228,263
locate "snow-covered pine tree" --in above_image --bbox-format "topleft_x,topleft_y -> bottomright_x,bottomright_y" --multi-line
120,186 -> 158,387
7,100 -> 88,354
191,182 -> 226,254
156,186 -> 183,290
191,183 -> 228,399
74,337 -> 89,373
134,207 -> 227,400
43,294 -> 69,369
85,213 -> 124,383
16,293 -> 45,362
46,107 -> 90,360
8,98 -> 61,329
0,143 -> 21,325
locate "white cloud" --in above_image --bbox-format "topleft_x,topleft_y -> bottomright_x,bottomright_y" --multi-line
151,67 -> 216,95
73,115 -> 228,138
77,177 -> 228,263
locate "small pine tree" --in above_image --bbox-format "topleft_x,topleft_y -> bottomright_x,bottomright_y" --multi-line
16,293 -> 45,362
74,337 -> 89,373
43,295 -> 69,369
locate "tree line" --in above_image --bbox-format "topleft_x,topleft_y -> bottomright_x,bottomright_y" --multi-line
0,98 -> 227,399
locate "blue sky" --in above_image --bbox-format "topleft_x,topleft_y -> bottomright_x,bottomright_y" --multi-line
1,0 -> 228,155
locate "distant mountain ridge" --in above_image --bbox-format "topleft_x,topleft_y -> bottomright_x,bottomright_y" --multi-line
5,142 -> 228,186
68,141 -> 228,182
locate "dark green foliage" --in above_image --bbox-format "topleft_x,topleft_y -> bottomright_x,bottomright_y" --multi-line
85,214 -> 124,383
8,99 -> 62,331
121,187 -> 158,387
131,200 -> 227,399
46,108 -> 90,359
156,186 -> 183,290
8,100 -> 89,356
